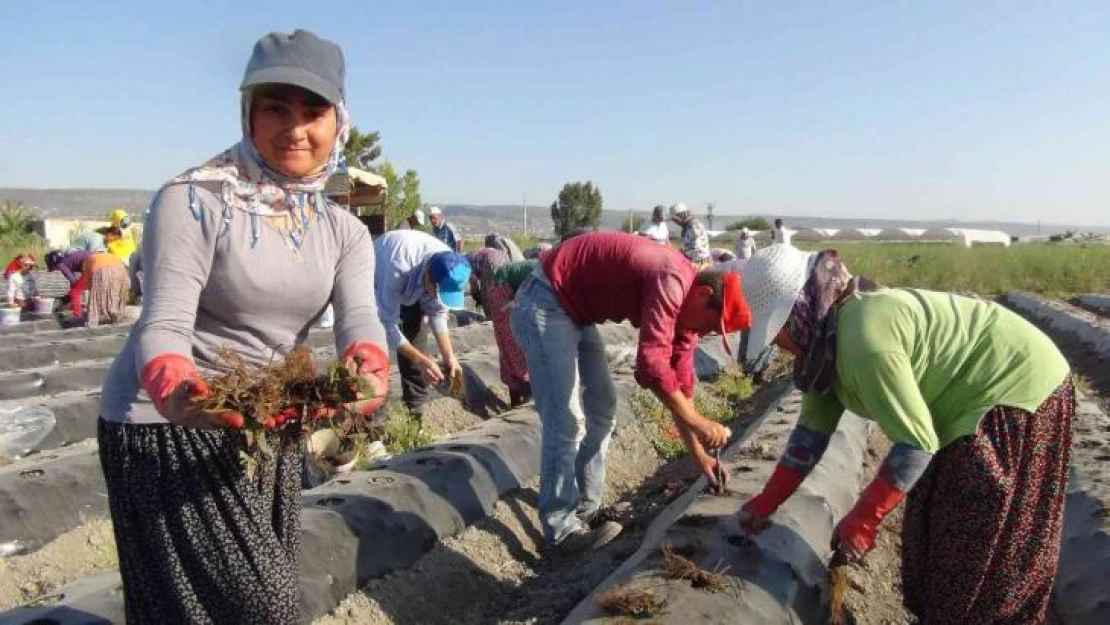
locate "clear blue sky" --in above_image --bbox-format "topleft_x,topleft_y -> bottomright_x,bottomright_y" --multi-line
2,1 -> 1108,225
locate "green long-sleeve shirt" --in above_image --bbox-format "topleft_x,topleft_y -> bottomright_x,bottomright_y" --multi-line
799,289 -> 1069,452
493,260 -> 538,293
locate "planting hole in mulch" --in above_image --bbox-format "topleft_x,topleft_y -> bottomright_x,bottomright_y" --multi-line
675,514 -> 719,528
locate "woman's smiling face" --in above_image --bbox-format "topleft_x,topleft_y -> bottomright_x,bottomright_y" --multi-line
249,84 -> 337,177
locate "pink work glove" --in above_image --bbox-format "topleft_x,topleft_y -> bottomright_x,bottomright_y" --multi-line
737,464 -> 806,534
337,341 -> 390,416
831,475 -> 905,562
140,354 -> 244,429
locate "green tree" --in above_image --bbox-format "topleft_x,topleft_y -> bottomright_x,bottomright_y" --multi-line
0,200 -> 46,260
376,161 -> 425,230
400,170 -> 422,217
0,200 -> 32,237
726,217 -> 772,231
377,161 -> 403,226
550,181 -> 603,238
344,126 -> 383,171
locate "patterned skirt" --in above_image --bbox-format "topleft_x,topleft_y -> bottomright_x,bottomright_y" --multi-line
98,419 -> 302,625
901,377 -> 1074,624
86,265 -> 130,327
487,283 -> 530,393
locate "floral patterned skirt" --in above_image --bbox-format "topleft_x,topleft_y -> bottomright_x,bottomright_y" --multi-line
98,419 -> 302,625
901,377 -> 1074,624
86,265 -> 130,327
487,283 -> 529,393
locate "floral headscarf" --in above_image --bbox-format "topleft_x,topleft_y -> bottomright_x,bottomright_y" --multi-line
790,250 -> 881,394
164,91 -> 351,253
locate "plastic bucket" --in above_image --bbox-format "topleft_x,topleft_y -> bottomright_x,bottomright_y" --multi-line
0,307 -> 20,326
32,297 -> 54,315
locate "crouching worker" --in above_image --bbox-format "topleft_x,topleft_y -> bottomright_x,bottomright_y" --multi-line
735,244 -> 1073,624
4,254 -> 37,309
511,232 -> 751,555
375,229 -> 471,417
46,249 -> 130,326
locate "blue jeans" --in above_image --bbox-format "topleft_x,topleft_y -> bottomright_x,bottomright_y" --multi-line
510,275 -> 617,543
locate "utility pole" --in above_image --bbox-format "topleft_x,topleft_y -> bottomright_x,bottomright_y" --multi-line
628,207 -> 634,232
707,202 -> 715,230
523,193 -> 528,236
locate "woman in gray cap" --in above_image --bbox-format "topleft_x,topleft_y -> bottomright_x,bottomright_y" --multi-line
96,30 -> 389,624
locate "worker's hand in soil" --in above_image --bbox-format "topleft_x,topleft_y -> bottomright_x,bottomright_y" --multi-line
692,419 -> 730,449
443,356 -> 463,385
737,464 -> 808,535
338,342 -> 390,415
417,357 -> 446,385
736,502 -> 773,534
697,453 -> 730,490
830,475 -> 906,563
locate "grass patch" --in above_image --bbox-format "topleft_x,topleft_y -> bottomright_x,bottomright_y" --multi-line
382,401 -> 433,454
0,234 -> 47,264
630,388 -> 685,460
630,368 -> 755,461
710,367 -> 755,403
793,242 -> 1110,297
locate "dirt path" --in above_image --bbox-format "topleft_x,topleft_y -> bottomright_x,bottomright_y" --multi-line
314,381 -> 791,625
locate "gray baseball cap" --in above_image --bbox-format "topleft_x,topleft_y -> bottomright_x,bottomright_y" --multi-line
240,30 -> 346,105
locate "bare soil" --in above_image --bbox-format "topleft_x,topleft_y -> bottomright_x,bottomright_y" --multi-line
421,396 -> 485,437
314,380 -> 791,625
0,518 -> 116,610
841,433 -> 912,625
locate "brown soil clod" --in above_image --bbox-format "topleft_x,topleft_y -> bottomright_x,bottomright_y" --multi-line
659,544 -> 729,592
595,585 -> 667,619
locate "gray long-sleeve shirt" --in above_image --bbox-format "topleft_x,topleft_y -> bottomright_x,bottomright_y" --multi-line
373,229 -> 451,351
99,182 -> 387,424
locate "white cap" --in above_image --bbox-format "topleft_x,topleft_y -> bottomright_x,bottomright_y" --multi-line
428,206 -> 443,216
738,244 -> 816,362
411,209 -> 426,225
740,227 -> 750,235
671,202 -> 690,216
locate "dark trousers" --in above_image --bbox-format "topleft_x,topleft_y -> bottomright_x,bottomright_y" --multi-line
397,303 -> 430,415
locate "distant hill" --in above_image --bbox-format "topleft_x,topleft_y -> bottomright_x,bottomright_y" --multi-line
3,188 -> 1106,238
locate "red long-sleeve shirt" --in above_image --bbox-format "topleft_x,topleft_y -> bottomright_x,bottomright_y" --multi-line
540,232 -> 698,397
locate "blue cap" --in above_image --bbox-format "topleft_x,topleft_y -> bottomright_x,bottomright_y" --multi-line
427,252 -> 471,310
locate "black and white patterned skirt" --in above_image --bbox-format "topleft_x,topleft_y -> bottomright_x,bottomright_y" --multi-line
98,419 -> 302,625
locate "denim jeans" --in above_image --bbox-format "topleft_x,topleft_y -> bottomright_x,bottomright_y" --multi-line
510,275 -> 617,543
